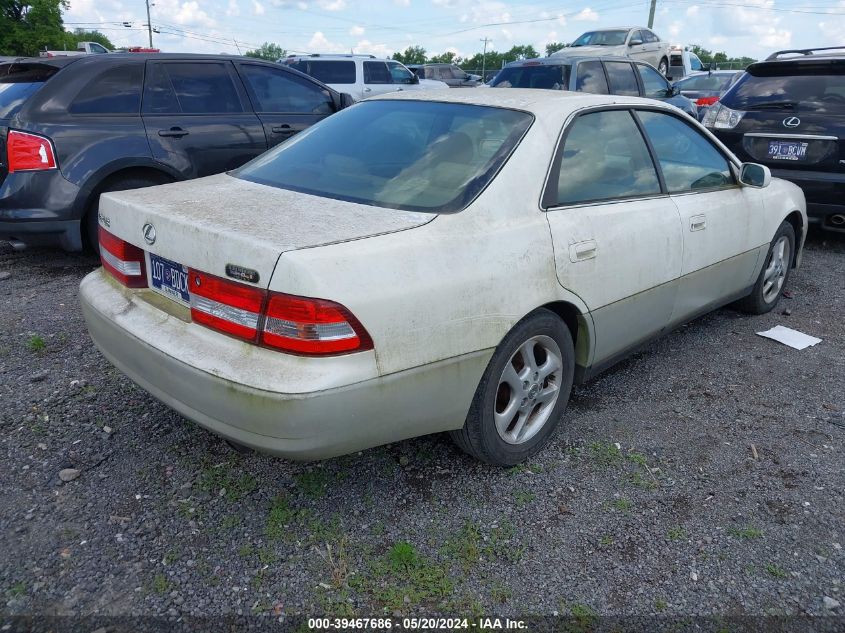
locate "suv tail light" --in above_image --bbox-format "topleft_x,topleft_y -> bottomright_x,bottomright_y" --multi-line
7,130 -> 57,173
99,227 -> 147,287
702,103 -> 745,130
185,271 -> 372,356
695,96 -> 720,107
262,293 -> 373,355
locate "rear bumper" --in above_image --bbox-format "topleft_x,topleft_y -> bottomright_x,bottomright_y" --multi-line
79,269 -> 489,460
0,219 -> 82,250
769,168 -> 845,230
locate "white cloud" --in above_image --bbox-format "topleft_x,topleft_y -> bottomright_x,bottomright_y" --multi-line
394,0 -> 410,5
253,1 -> 265,15
225,0 -> 240,16
307,31 -> 342,52
349,25 -> 365,36
354,39 -> 392,57
297,1 -> 308,8
154,0 -> 216,28
759,28 -> 791,48
317,0 -> 346,10
573,7 -> 599,22
668,21 -> 682,38
686,5 -> 699,17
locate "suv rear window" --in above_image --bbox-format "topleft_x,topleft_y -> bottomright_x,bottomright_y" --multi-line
69,64 -> 142,114
723,63 -> 845,113
234,100 -> 533,213
491,64 -> 571,90
288,60 -> 356,84
0,64 -> 58,119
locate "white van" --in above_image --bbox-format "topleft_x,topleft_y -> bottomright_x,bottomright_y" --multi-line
283,54 -> 448,101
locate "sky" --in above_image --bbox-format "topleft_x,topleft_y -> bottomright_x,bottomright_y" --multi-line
62,0 -> 845,64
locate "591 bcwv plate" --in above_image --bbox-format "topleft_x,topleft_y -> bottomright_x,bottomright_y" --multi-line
148,252 -> 189,305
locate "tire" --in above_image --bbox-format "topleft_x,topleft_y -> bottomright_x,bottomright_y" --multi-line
658,57 -> 669,76
84,175 -> 170,252
734,221 -> 795,315
450,308 -> 575,466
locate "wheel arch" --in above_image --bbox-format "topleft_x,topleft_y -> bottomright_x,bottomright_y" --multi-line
82,165 -> 177,217
782,210 -> 804,268
538,300 -> 594,380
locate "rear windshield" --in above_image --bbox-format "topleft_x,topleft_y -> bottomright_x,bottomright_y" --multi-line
234,100 -> 533,213
676,73 -> 736,92
491,64 -> 571,90
0,64 -> 58,118
723,64 -> 845,113
287,60 -> 356,84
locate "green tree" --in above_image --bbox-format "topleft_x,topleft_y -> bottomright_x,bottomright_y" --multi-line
545,42 -> 567,56
245,42 -> 286,61
428,50 -> 458,64
391,45 -> 426,65
0,0 -> 68,57
69,28 -> 114,50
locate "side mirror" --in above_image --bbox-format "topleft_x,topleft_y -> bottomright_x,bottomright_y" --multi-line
629,38 -> 643,46
337,92 -> 356,109
671,85 -> 681,96
411,73 -> 420,84
739,163 -> 771,188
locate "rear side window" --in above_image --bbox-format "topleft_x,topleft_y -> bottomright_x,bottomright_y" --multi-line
637,110 -> 733,192
491,64 -> 571,90
549,109 -> 661,206
69,64 -> 142,114
575,61 -> 608,94
143,62 -> 243,114
605,61 -> 639,96
240,64 -> 333,114
723,65 -> 845,113
0,64 -> 58,118
637,64 -> 669,98
288,60 -> 356,84
363,62 -> 391,84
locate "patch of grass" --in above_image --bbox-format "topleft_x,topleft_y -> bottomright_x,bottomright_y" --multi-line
257,547 -> 278,565
628,471 -> 658,490
483,520 -> 525,563
588,441 -> 622,467
295,469 -> 330,499
563,602 -> 599,633
307,514 -> 343,544
627,451 -> 648,467
265,496 -> 311,540
654,598 -> 668,612
220,515 -> 243,531
7,581 -> 26,597
443,521 -> 481,573
667,526 -> 688,541
197,460 -> 257,502
27,335 -> 46,353
765,563 -> 788,579
238,543 -> 255,558
729,526 -> 763,540
599,535 -> 614,547
513,490 -> 536,508
163,548 -> 180,565
150,574 -> 172,595
316,586 -> 357,618
611,498 -> 632,512
489,582 -> 511,604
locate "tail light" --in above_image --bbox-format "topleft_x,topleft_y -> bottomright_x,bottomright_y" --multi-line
262,293 -> 372,355
7,130 -> 57,173
695,96 -> 720,107
185,271 -> 372,356
702,103 -> 745,130
189,270 -> 264,341
99,227 -> 147,288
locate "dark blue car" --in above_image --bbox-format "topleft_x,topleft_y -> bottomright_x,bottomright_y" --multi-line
490,55 -> 697,118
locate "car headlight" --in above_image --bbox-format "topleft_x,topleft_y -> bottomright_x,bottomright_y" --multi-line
702,102 -> 745,130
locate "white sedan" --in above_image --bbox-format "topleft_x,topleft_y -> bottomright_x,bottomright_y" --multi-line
554,27 -> 672,76
80,89 -> 806,466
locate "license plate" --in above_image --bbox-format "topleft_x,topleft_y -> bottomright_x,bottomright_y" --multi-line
767,140 -> 808,161
148,252 -> 190,305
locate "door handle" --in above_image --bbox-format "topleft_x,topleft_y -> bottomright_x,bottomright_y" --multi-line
158,127 -> 189,138
690,214 -> 707,231
363,87 -> 372,93
271,124 -> 294,135
569,240 -> 597,263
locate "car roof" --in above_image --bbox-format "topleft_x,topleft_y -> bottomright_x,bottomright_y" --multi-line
0,56 -> 77,69
373,86 -> 671,116
681,70 -> 741,77
504,55 -> 644,67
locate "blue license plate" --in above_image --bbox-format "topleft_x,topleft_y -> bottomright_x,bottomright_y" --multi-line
767,140 -> 808,161
148,252 -> 190,304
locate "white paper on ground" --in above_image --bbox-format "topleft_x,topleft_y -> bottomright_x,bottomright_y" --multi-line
756,325 -> 822,350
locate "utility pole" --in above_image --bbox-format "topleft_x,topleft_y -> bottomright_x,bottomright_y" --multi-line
145,0 -> 153,48
647,0 -> 657,28
480,37 -> 491,82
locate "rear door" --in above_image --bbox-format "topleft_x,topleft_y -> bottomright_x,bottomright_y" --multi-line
603,60 -> 640,96
141,60 -> 266,178
235,62 -> 336,149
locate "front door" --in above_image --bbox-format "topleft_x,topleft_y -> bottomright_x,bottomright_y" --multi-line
142,60 -> 266,178
544,108 -> 684,366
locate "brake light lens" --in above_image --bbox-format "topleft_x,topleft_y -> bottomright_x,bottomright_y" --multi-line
695,96 -> 720,107
702,102 -> 745,130
99,227 -> 147,287
262,293 -> 373,355
7,130 -> 57,173
189,270 -> 265,341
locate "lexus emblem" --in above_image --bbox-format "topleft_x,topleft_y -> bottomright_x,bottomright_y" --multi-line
783,116 -> 801,128
142,223 -> 156,245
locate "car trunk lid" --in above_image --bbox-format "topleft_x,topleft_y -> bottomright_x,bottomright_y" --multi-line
98,173 -> 435,293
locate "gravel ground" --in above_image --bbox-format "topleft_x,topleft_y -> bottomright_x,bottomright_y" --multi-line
0,231 -> 843,626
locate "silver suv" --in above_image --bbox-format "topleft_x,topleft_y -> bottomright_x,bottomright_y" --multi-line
283,54 -> 448,101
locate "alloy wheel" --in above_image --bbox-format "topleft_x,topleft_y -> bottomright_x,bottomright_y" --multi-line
762,235 -> 791,304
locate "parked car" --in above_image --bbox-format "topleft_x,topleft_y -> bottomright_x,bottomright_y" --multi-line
673,70 -> 743,120
407,63 -> 481,87
0,53 -> 352,251
553,27 -> 671,76
667,44 -> 705,80
283,54 -> 448,100
491,56 -> 697,118
80,89 -> 806,466
40,41 -> 111,58
703,46 -> 845,233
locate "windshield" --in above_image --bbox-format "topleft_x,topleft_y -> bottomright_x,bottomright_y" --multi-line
0,64 -> 58,118
571,30 -> 628,47
676,73 -> 736,92
723,67 -> 845,113
491,64 -> 571,90
234,100 -> 533,213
